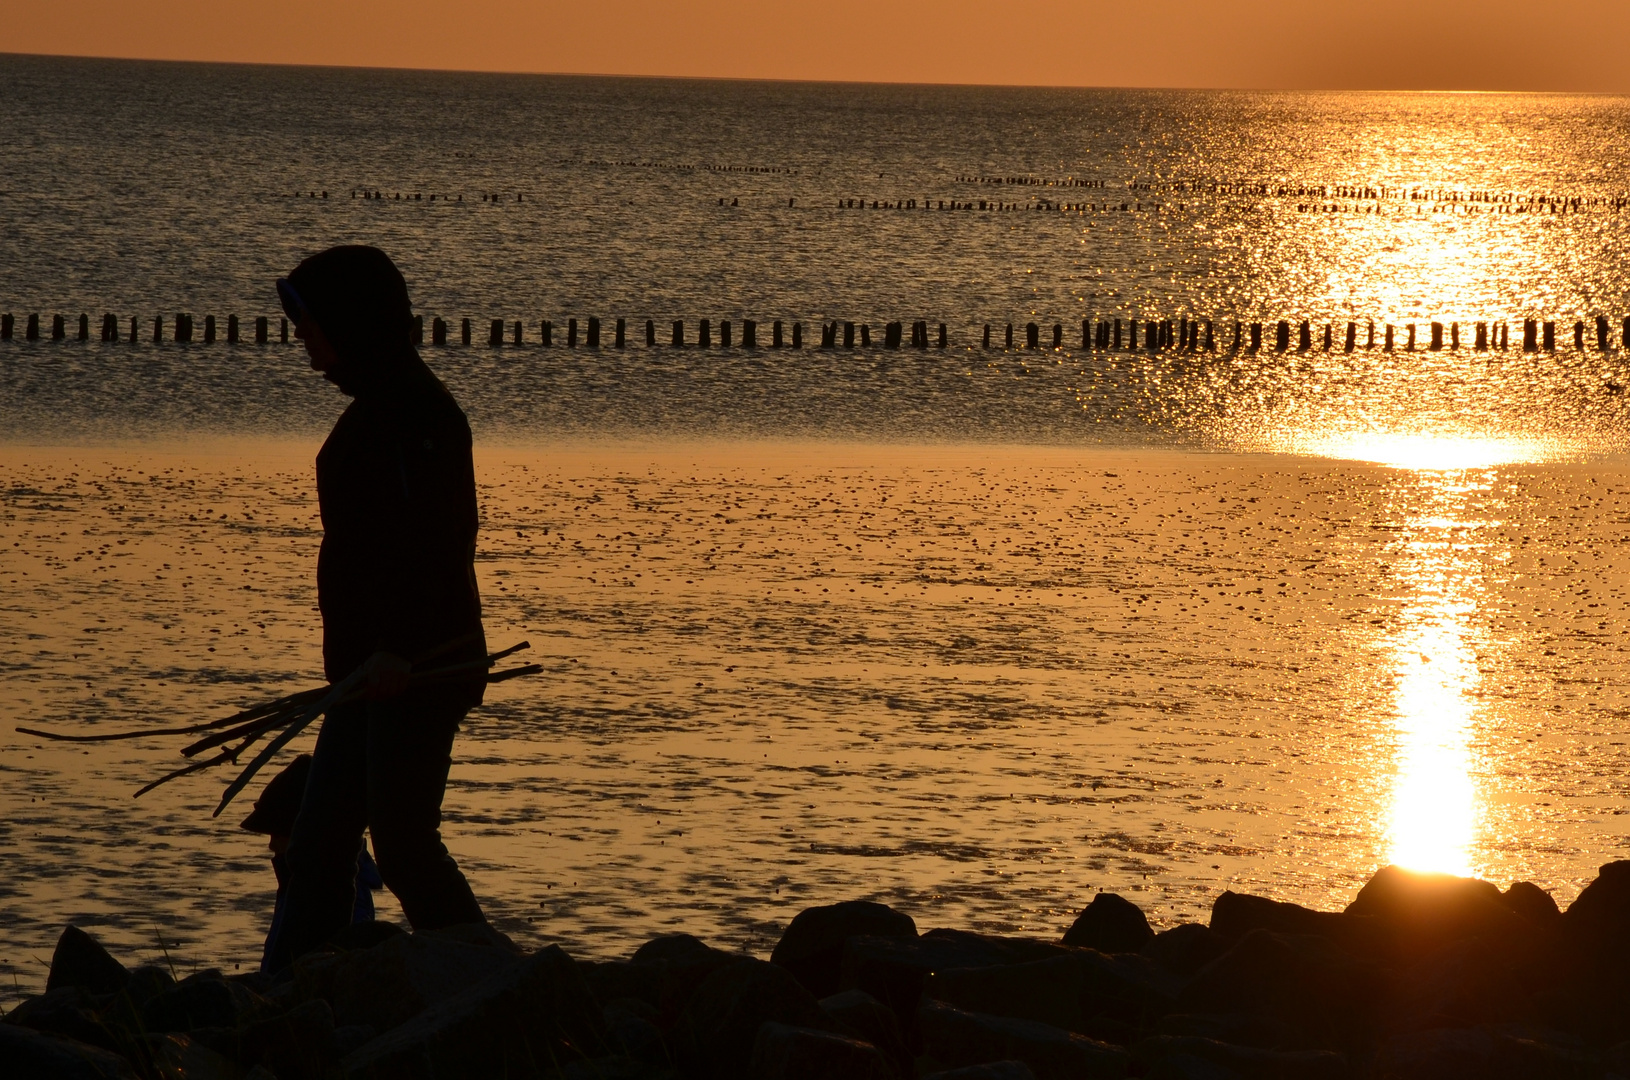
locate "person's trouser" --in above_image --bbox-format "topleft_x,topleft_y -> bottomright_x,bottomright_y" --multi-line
263,689 -> 484,972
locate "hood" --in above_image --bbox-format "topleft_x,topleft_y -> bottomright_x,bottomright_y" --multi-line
285,245 -> 421,396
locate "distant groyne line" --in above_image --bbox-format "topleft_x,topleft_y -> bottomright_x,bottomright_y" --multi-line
2,312 -> 1628,356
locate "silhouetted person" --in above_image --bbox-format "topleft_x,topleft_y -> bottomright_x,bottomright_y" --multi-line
262,245 -> 487,974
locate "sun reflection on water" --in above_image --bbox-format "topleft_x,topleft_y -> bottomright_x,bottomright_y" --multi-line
1385,530 -> 1482,877
1309,434 -> 1509,877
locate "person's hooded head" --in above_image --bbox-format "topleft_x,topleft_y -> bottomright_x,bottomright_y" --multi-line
279,246 -> 422,397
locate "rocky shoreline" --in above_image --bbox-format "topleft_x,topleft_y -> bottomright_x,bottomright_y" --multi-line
11,862 -> 1630,1079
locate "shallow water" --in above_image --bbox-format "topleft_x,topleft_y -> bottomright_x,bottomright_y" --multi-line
5,442 -> 1630,1002
4,57 -> 1630,1002
2,55 -> 1630,452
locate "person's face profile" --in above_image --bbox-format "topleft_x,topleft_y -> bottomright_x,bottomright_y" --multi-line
295,317 -> 342,379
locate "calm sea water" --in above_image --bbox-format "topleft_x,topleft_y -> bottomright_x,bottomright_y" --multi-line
7,56 -> 1630,999
3,53 -> 1630,452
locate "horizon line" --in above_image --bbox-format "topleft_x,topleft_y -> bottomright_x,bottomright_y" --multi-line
1,49 -> 1612,97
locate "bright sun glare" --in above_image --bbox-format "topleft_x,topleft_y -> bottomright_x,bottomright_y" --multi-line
1294,432 -> 1557,471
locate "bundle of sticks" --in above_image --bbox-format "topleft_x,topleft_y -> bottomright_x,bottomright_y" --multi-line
15,639 -> 540,817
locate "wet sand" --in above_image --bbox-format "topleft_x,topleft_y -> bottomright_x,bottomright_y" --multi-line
4,439 -> 1630,1003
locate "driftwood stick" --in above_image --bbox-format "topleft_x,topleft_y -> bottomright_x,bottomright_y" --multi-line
16,686 -> 325,744
212,669 -> 368,818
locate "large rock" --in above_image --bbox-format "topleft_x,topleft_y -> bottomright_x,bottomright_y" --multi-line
674,958 -> 835,1080
302,923 -> 523,1031
772,901 -> 917,999
921,1064 -> 1038,1080
1345,867 -> 1546,955
1131,1035 -> 1350,1080
1061,894 -> 1152,954
820,989 -> 911,1078
923,949 -> 1176,1032
226,998 -> 339,1079
339,945 -> 604,1079
622,934 -> 739,1021
142,972 -> 273,1032
839,930 -> 1066,1042
1384,937 -> 1538,1033
917,1000 -> 1129,1080
46,926 -> 131,997
0,1022 -> 136,1079
1372,1025 -> 1597,1080
1501,882 -> 1561,929
1177,930 -> 1389,1052
601,998 -> 669,1068
1140,925 -> 1230,978
6,986 -> 122,1054
146,1033 -> 242,1079
1150,1012 -> 1315,1052
1563,860 -> 1630,941
1209,893 -> 1388,956
748,1021 -> 894,1080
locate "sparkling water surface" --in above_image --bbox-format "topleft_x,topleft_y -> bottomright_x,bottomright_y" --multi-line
3,55 -> 1630,1000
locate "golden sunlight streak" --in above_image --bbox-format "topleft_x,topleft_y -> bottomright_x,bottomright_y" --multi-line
1291,432 -> 1556,471
1384,542 -> 1479,877
1374,457 -> 1500,877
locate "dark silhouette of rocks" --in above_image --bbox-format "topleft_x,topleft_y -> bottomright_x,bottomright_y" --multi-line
1061,893 -> 1153,954
772,900 -> 918,999
2,1021 -> 138,1079
819,989 -> 912,1077
918,1000 -> 1129,1079
17,864 -> 1630,1076
676,958 -> 836,1079
921,1063 -> 1038,1080
750,1020 -> 895,1080
47,925 -> 132,997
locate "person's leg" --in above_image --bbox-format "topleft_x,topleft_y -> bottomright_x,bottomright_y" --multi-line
365,691 -> 485,929
263,704 -> 371,971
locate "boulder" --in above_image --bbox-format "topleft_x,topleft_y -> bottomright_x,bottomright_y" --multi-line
1563,860 -> 1630,943
1141,1055 -> 1237,1080
1177,930 -> 1389,1051
1501,882 -> 1561,928
1209,893 -> 1388,956
141,972 -> 273,1032
1385,937 -> 1538,1032
307,924 -> 524,1030
674,958 -> 835,1080
839,930 -> 1066,1041
1140,925 -> 1230,978
46,926 -> 131,997
339,945 -> 604,1079
0,1022 -> 137,1079
921,1064 -> 1039,1080
923,949 -> 1176,1032
748,1021 -> 894,1080
1150,1012 -> 1315,1052
1372,1025 -> 1597,1080
95,966 -> 178,1044
1131,1035 -> 1350,1080
602,998 -> 669,1067
1061,894 -> 1152,954
820,989 -> 911,1078
1345,867 -> 1544,956
771,901 -> 917,999
626,934 -> 739,1020
917,1000 -> 1130,1080
146,1032 -> 242,1080
238,998 -> 339,1079
5,985 -> 121,1054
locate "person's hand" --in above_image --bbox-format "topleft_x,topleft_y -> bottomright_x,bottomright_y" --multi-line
362,650 -> 412,700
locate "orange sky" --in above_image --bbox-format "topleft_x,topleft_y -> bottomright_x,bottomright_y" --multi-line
9,0 -> 1630,92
